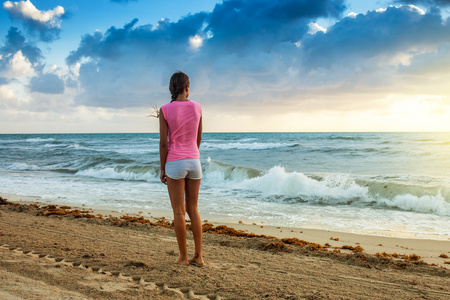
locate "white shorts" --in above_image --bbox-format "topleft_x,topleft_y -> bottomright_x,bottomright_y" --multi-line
165,159 -> 202,180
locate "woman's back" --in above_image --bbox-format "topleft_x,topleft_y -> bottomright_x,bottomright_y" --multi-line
161,100 -> 202,161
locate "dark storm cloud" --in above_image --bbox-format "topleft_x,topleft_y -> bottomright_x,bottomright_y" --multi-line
29,73 -> 65,94
301,5 -> 450,69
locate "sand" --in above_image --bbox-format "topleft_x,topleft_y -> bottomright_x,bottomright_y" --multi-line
1,193 -> 449,299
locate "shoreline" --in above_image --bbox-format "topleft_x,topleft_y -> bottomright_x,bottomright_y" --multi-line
2,192 -> 449,268
3,191 -> 448,239
1,194 -> 450,299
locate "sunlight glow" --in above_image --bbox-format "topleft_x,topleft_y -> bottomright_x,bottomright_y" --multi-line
308,23 -> 327,34
189,35 -> 203,50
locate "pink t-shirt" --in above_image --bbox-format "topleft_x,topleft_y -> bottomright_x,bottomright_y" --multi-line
161,100 -> 202,161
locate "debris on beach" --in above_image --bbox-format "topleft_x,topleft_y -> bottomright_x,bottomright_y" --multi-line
1,199 -> 447,272
341,245 -> 364,253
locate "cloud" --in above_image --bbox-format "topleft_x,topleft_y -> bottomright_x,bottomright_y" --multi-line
402,42 -> 450,74
7,50 -> 34,77
0,84 -> 17,109
394,0 -> 450,7
0,77 -> 9,85
301,5 -> 449,69
1,27 -> 42,64
308,23 -> 328,34
0,26 -> 66,110
61,0 -> 450,120
0,27 -> 42,79
3,0 -> 65,42
66,0 -> 346,108
28,72 -> 65,94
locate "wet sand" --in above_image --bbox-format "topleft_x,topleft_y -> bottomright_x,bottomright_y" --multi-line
1,194 -> 449,299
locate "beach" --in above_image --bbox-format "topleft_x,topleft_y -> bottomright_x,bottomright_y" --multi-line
1,194 -> 449,299
1,133 -> 449,298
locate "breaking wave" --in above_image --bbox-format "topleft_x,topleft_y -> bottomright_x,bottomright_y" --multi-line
203,159 -> 450,216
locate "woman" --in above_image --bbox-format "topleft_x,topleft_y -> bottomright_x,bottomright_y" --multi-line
159,71 -> 204,267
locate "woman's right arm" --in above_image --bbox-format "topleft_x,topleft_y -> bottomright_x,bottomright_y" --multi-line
159,108 -> 168,185
197,116 -> 203,149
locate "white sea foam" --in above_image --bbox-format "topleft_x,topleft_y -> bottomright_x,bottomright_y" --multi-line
243,167 -> 368,203
201,142 -> 298,150
202,160 -> 450,216
1,162 -> 40,171
26,138 -> 55,142
378,193 -> 450,215
108,147 -> 159,155
68,143 -> 91,150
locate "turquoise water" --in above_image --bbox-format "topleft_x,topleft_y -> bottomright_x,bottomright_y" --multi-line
1,132 -> 449,239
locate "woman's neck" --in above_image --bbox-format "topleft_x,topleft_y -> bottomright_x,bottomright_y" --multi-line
176,95 -> 188,101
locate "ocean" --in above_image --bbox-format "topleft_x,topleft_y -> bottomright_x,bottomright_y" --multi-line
0,132 -> 449,240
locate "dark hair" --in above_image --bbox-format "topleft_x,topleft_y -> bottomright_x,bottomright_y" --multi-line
169,71 -> 190,102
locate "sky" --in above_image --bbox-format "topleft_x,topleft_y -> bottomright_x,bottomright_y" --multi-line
1,0 -> 450,133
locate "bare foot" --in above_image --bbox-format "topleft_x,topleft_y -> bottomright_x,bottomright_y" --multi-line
177,257 -> 189,266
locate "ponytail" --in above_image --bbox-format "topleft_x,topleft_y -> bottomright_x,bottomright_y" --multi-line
169,71 -> 190,103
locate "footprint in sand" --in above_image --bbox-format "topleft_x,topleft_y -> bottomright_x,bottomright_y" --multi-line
1,244 -> 222,299
250,261 -> 262,268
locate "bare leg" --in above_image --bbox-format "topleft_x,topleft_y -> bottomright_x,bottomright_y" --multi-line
166,177 -> 189,265
185,178 -> 204,265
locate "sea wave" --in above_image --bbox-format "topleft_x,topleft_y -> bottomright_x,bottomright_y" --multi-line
203,158 -> 262,182
147,138 -> 160,142
75,165 -> 159,182
43,143 -> 66,148
326,136 -> 365,141
64,143 -> 158,155
201,142 -> 299,150
26,138 -> 55,142
0,162 -> 40,171
203,138 -> 258,142
202,160 -> 450,216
